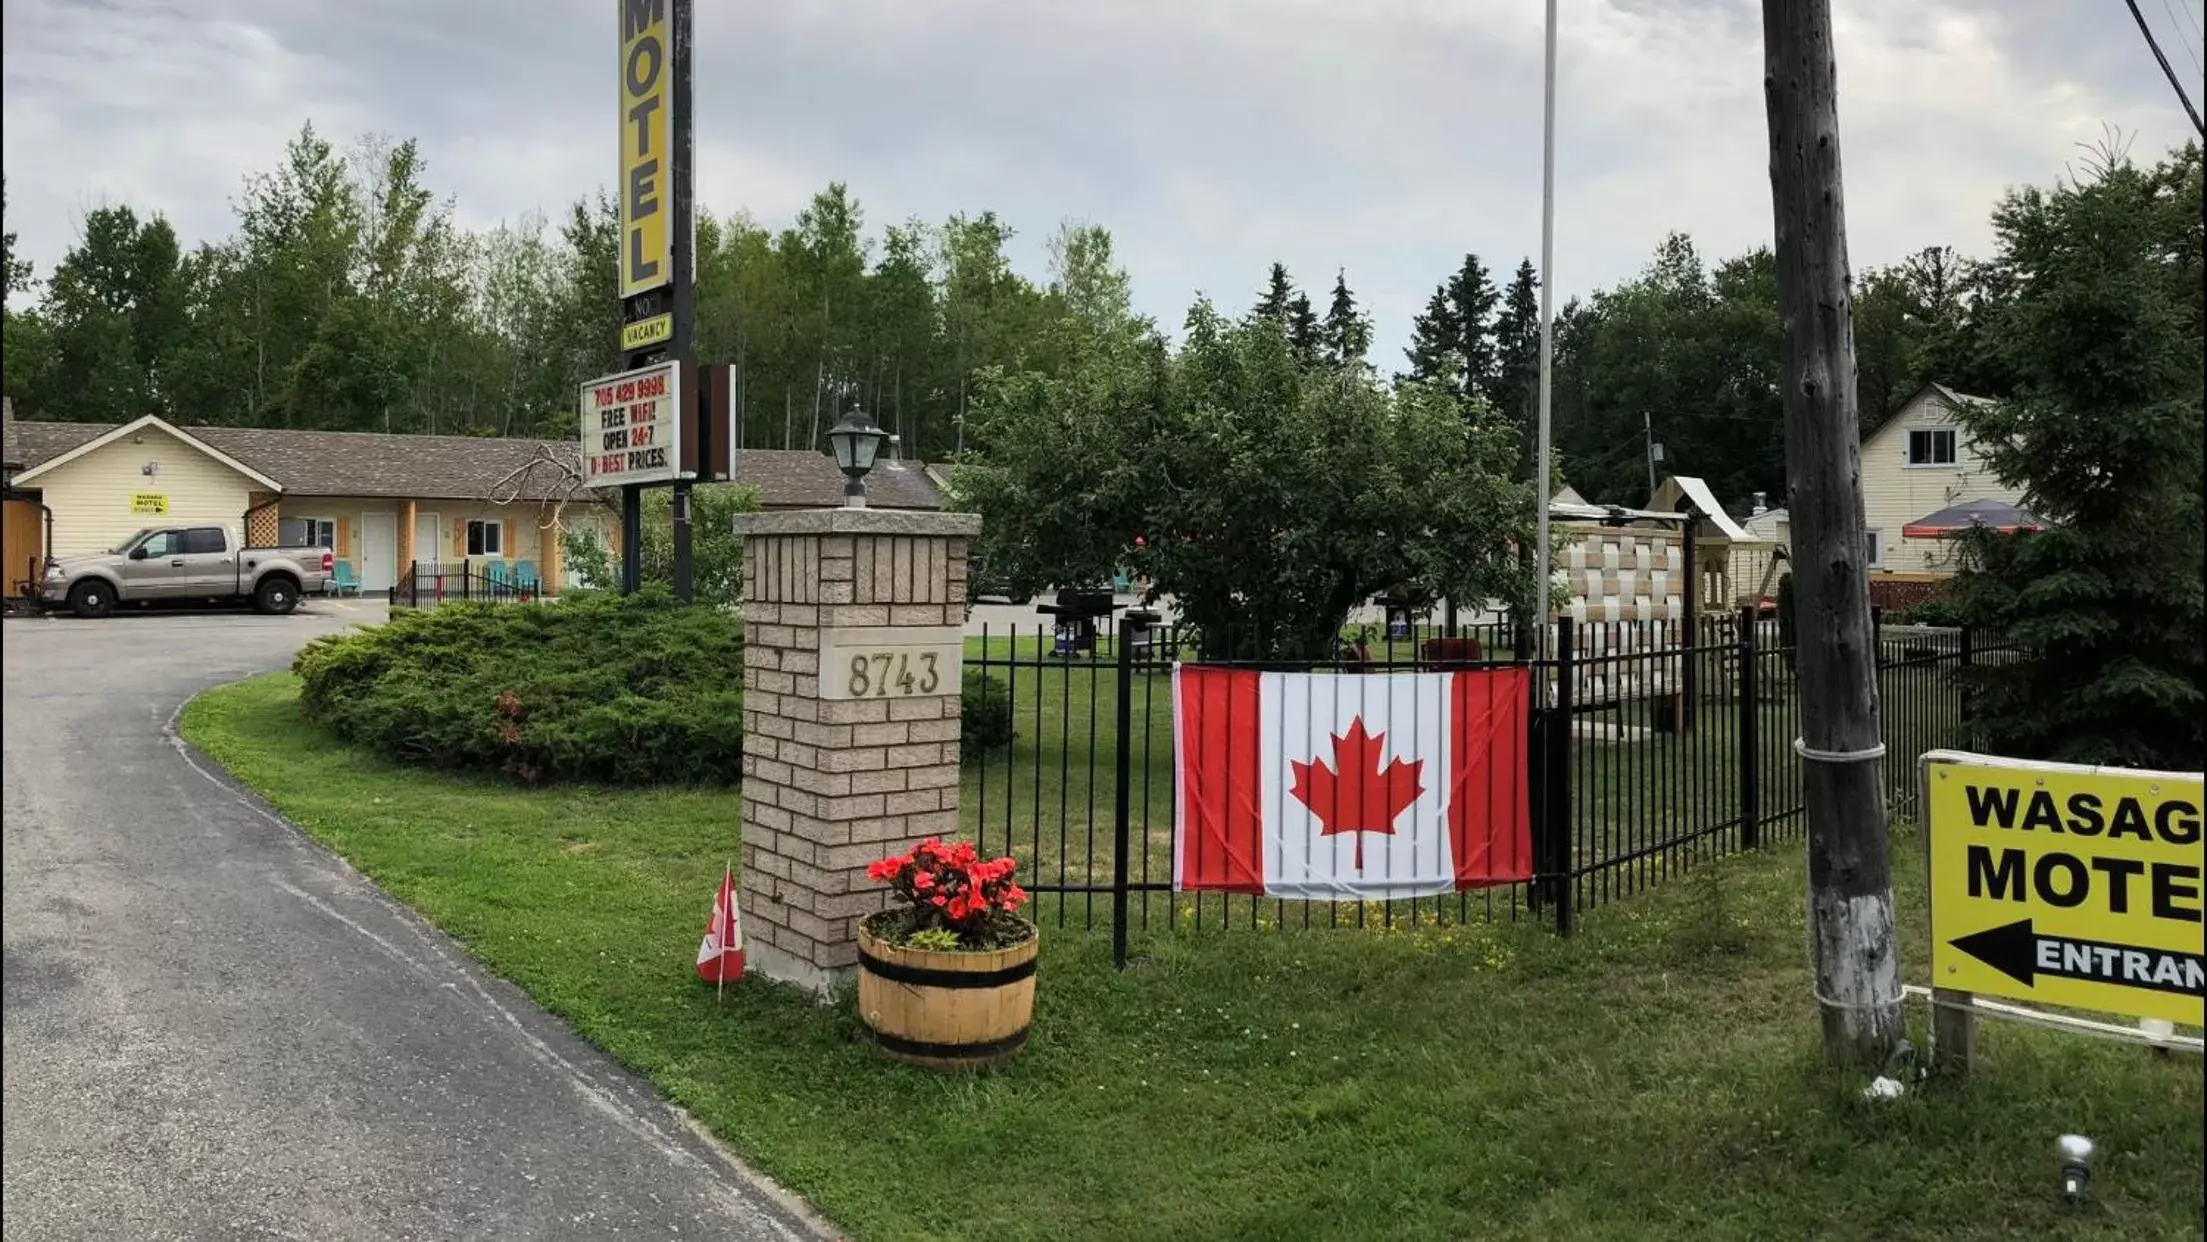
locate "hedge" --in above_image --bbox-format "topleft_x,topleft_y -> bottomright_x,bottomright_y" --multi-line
294,590 -> 1012,787
293,589 -> 745,786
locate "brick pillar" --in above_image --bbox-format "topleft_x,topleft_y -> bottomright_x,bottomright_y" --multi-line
733,507 -> 981,996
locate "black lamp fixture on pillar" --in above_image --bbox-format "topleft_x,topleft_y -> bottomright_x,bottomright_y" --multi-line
826,406 -> 890,508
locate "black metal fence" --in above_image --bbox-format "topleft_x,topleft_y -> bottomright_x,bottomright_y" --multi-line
391,560 -> 544,610
961,608 -> 2016,966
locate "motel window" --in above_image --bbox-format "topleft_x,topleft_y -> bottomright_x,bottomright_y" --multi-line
281,518 -> 335,549
467,519 -> 504,557
1865,529 -> 1884,569
1906,428 -> 1956,466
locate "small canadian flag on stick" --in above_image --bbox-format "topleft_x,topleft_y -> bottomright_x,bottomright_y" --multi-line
696,864 -> 744,989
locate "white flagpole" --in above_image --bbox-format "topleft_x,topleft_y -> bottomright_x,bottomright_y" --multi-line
1534,0 -> 1559,682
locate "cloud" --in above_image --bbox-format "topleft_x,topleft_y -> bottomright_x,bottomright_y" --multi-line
6,0 -> 2200,363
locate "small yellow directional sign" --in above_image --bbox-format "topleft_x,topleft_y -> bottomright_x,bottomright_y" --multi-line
621,313 -> 672,353
1928,753 -> 2204,1026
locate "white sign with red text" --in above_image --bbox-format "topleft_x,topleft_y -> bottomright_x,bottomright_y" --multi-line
579,361 -> 684,488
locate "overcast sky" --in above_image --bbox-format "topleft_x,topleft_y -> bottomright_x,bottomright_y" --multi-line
5,0 -> 2202,362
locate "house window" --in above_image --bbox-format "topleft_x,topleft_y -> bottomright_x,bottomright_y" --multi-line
467,519 -> 504,556
282,517 -> 336,550
1866,529 -> 1884,569
1906,428 -> 1957,466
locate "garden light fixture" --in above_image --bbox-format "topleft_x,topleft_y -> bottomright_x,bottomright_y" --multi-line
827,407 -> 890,508
2056,1134 -> 2094,1205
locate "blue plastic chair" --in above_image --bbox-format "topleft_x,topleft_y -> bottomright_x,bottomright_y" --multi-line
327,560 -> 361,597
484,560 -> 513,595
513,560 -> 541,596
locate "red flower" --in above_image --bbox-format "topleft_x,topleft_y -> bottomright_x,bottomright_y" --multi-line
866,838 -> 1028,937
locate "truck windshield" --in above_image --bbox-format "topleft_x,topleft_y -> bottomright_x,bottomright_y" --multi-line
109,529 -> 152,554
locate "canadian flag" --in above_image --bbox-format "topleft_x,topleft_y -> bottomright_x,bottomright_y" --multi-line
696,866 -> 745,984
1173,666 -> 1532,899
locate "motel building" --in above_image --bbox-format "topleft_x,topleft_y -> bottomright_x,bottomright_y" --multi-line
1,402 -> 949,599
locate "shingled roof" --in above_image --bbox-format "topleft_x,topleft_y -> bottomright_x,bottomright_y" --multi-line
3,418 -> 948,510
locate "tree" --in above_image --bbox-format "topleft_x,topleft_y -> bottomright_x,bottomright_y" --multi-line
1320,269 -> 1370,370
954,296 -> 1536,661
1492,258 -> 1541,470
563,483 -> 760,602
1947,142 -> 2204,770
1044,221 -> 1141,349
1285,291 -> 1322,366
1444,253 -> 1501,406
1251,262 -> 1295,324
1761,0 -> 1902,1067
860,218 -> 939,453
1401,286 -> 1459,389
38,205 -> 189,422
2,175 -> 30,303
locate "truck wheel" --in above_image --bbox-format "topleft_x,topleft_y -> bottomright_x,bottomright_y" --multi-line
68,582 -> 115,620
254,577 -> 300,615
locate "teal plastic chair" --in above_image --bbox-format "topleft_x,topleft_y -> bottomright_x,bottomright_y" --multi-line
484,560 -> 513,595
327,560 -> 361,597
513,560 -> 541,595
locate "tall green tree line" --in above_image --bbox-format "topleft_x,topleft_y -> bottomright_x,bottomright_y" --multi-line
2,124 -> 1129,460
0,117 -> 2120,501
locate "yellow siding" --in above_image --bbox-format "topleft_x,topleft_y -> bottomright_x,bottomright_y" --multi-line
1859,392 -> 2023,577
279,496 -> 554,585
38,427 -> 259,557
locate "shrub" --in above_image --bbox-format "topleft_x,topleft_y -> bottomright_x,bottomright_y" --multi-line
960,669 -> 1014,757
1894,596 -> 1965,628
292,588 -> 744,786
561,482 -> 759,602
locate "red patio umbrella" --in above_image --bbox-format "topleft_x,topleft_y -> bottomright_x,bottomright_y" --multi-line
1901,499 -> 2046,539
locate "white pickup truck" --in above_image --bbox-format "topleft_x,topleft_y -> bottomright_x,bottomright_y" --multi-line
41,524 -> 333,619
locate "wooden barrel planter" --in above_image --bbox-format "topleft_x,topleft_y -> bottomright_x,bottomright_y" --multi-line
857,916 -> 1037,1071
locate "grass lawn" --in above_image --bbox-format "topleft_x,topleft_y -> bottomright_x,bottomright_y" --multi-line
182,671 -> 2202,1241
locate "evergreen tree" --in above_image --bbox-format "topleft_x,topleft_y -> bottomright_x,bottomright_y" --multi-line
1285,291 -> 1322,365
1492,258 -> 1541,467
1445,253 -> 1501,407
1401,285 -> 1459,389
1251,262 -> 1294,323
1321,269 -> 1370,369
1948,143 -> 2204,769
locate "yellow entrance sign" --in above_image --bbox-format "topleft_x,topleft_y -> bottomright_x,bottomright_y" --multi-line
131,492 -> 169,515
1928,754 -> 2203,1026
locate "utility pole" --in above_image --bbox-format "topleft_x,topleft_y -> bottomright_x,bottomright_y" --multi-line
1643,411 -> 1659,500
1760,0 -> 1902,1066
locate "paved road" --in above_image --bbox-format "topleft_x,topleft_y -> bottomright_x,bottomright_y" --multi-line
2,602 -> 831,1241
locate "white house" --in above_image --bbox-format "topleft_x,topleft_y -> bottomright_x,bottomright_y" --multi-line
1860,383 -> 2024,577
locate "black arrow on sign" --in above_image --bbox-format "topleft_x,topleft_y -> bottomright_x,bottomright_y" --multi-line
1950,919 -> 2205,998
